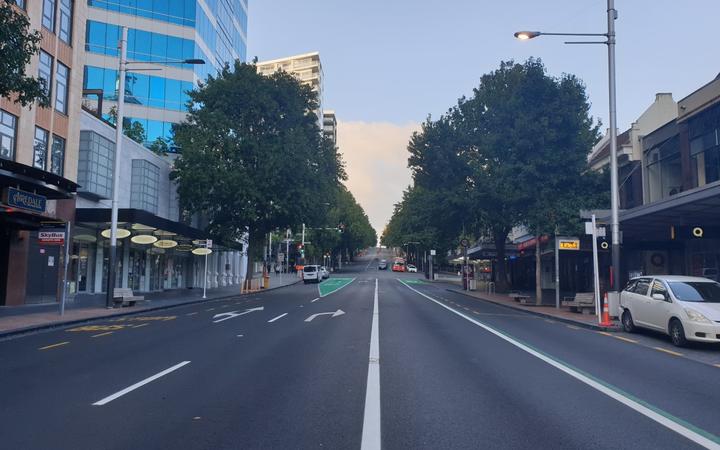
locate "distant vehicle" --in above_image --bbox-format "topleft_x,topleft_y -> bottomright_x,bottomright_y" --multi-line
407,264 -> 417,273
392,258 -> 406,272
303,265 -> 322,284
320,266 -> 330,279
619,275 -> 720,347
378,260 -> 387,270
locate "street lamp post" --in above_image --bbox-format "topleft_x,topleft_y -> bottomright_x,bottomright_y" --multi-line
514,0 -> 621,297
105,26 -> 205,308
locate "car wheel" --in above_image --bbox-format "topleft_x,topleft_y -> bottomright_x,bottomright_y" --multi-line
621,310 -> 635,333
669,319 -> 687,347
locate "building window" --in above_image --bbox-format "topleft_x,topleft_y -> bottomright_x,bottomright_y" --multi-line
51,135 -> 65,176
42,0 -> 56,32
689,104 -> 720,189
14,0 -> 26,9
55,62 -> 69,114
131,159 -> 160,214
0,110 -> 17,161
33,127 -> 49,169
646,136 -> 681,203
58,0 -> 73,44
78,131 -> 114,199
38,51 -> 53,99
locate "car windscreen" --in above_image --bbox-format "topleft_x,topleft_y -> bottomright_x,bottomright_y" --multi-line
303,266 -> 317,273
668,281 -> 720,303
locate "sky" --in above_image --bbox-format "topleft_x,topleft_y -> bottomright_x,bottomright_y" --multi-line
248,0 -> 720,236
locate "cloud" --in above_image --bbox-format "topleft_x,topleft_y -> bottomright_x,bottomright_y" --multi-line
337,120 -> 420,238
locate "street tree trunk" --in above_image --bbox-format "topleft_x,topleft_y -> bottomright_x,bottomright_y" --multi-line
493,227 -> 509,292
535,234 -> 542,306
244,229 -> 264,290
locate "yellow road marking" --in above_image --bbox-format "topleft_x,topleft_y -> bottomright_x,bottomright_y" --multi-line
186,312 -> 198,316
92,331 -> 114,338
597,331 -> 613,337
566,325 -> 581,330
133,323 -> 149,328
613,335 -> 638,344
654,347 -> 683,357
39,342 -> 69,350
68,324 -> 126,332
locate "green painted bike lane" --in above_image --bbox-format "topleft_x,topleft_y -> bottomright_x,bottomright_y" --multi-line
318,278 -> 356,297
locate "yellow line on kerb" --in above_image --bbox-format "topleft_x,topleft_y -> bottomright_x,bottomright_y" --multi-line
92,331 -> 114,338
654,347 -> 683,357
39,342 -> 69,350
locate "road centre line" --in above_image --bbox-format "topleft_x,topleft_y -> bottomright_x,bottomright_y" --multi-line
361,278 -> 381,450
268,313 -> 288,323
93,361 -> 191,406
399,280 -> 720,449
39,342 -> 69,351
92,332 -> 114,338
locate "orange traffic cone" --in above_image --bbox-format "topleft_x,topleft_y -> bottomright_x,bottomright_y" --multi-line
600,292 -> 612,327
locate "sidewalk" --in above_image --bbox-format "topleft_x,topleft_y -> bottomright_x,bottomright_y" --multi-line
0,272 -> 300,339
448,288 -> 620,331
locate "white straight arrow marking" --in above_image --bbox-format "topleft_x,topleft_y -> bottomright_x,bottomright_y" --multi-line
212,307 -> 264,323
304,309 -> 345,322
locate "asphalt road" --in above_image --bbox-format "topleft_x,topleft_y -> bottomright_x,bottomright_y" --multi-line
1,249 -> 719,449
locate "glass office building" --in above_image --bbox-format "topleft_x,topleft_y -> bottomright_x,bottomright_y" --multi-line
82,0 -> 248,150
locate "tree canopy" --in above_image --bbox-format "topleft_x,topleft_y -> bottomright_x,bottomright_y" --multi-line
172,61 -> 344,267
0,1 -> 49,106
384,59 -> 607,290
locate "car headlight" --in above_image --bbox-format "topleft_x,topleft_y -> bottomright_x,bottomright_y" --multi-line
684,308 -> 712,324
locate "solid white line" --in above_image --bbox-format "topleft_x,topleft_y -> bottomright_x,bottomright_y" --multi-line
268,313 -> 288,323
361,278 -> 381,450
399,281 -> 720,450
92,361 -> 191,406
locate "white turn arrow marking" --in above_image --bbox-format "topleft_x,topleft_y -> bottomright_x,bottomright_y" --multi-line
212,307 -> 264,323
304,309 -> 345,322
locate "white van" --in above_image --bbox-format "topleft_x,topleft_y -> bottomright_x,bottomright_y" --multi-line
303,265 -> 322,284
619,275 -> 720,346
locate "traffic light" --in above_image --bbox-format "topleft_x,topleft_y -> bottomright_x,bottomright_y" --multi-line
598,237 -> 609,250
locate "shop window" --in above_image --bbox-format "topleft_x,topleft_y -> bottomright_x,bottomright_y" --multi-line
33,127 -> 49,170
0,110 -> 17,161
51,135 -> 66,176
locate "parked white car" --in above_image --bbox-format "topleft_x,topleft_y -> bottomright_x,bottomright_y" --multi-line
303,265 -> 322,284
320,266 -> 330,279
619,275 -> 720,346
407,264 -> 418,273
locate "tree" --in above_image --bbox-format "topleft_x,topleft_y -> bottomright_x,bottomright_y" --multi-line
172,61 -> 343,280
457,59 -> 602,297
0,1 -> 49,106
148,137 -> 170,156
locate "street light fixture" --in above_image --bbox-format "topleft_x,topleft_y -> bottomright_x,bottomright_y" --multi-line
514,0 -> 621,302
105,26 -> 205,308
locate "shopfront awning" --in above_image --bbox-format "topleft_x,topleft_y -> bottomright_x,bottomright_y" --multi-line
76,208 -> 206,240
0,158 -> 78,199
616,182 -> 720,241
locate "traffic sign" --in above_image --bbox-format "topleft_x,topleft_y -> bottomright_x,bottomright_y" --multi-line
206,239 -> 213,248
430,249 -> 436,256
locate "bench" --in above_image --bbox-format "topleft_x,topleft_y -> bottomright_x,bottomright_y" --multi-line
562,292 -> 596,314
113,288 -> 147,307
509,292 -> 534,305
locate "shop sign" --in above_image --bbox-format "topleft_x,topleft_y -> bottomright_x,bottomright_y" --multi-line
39,230 -> 65,246
558,238 -> 580,251
6,187 -> 46,213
